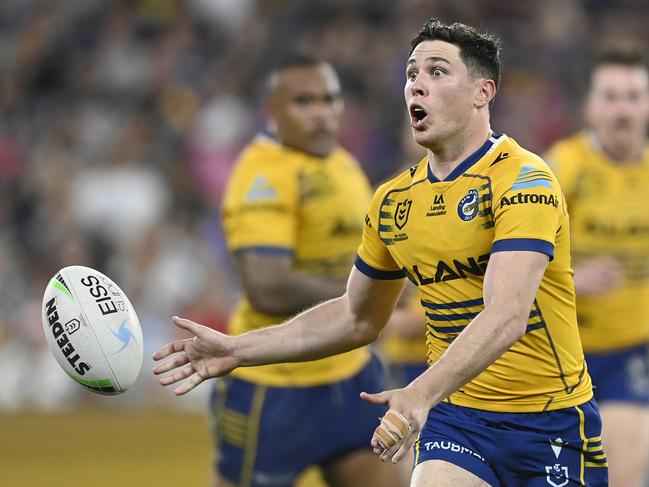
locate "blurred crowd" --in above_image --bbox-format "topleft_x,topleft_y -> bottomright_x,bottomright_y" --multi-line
0,0 -> 648,411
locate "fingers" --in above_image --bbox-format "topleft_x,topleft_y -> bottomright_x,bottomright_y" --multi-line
174,372 -> 205,396
152,338 -> 191,361
371,410 -> 412,462
152,352 -> 190,375
392,430 -> 418,463
159,364 -> 195,386
360,390 -> 391,406
172,315 -> 203,334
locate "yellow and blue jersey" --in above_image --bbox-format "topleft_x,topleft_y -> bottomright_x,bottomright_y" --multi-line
547,132 -> 649,352
222,134 -> 372,387
356,132 -> 592,412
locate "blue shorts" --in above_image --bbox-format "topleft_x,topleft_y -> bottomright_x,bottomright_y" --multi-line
586,343 -> 649,404
387,362 -> 428,388
415,399 -> 608,486
209,356 -> 386,487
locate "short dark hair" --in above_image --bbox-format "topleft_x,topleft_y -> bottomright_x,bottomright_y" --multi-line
265,52 -> 330,97
592,42 -> 649,72
270,52 -> 324,74
410,18 -> 502,91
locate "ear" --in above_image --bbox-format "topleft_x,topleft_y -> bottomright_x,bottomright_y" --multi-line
475,79 -> 497,109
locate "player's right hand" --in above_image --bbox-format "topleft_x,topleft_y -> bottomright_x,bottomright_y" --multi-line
152,316 -> 239,396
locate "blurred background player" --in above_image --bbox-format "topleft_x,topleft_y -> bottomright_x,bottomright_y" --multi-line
215,54 -> 403,487
547,44 -> 649,486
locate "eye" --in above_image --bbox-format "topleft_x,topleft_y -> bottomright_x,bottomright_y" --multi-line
432,68 -> 444,77
407,70 -> 418,81
295,95 -> 314,106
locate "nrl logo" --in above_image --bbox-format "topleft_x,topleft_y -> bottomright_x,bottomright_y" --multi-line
545,464 -> 569,487
395,199 -> 412,230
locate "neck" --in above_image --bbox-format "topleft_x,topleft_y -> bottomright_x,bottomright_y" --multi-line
592,130 -> 646,163
426,123 -> 492,181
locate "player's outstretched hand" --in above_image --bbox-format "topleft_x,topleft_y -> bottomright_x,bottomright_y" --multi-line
360,386 -> 430,464
152,316 -> 238,396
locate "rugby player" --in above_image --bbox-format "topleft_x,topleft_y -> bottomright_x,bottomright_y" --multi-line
155,20 -> 608,486
203,55 -> 402,487
547,44 -> 649,487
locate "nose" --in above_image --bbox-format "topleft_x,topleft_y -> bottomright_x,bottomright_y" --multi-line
410,75 -> 427,98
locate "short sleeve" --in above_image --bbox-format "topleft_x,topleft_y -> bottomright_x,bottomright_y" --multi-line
492,163 -> 563,261
222,157 -> 298,253
355,188 -> 405,280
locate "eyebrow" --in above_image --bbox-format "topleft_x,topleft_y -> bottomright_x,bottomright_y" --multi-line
407,56 -> 451,66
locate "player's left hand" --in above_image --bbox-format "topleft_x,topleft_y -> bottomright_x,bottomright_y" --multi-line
360,386 -> 431,464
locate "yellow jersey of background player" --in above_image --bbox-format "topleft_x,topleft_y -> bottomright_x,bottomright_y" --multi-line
546,43 -> 649,487
549,132 -> 649,352
223,134 -> 371,386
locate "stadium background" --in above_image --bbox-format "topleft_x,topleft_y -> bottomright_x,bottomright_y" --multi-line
1,0 -> 648,485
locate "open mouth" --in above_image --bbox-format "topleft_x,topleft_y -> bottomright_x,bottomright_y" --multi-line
409,103 -> 428,126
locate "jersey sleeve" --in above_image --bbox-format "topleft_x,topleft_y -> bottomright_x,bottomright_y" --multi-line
222,154 -> 298,254
355,186 -> 405,280
491,161 -> 564,260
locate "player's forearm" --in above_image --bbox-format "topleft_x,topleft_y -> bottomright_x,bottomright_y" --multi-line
248,272 -> 347,315
232,294 -> 377,366
411,304 -> 527,408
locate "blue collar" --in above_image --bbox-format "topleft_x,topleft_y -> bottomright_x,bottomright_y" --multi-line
427,132 -> 503,183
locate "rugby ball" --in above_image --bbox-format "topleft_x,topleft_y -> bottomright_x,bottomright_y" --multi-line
41,265 -> 143,395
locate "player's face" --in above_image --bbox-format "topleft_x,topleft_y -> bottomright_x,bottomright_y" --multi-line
586,64 -> 649,154
269,64 -> 343,157
404,40 -> 478,149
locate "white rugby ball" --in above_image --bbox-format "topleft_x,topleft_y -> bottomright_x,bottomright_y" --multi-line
41,265 -> 143,395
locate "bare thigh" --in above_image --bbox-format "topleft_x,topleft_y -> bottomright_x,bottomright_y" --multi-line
411,460 -> 492,487
322,449 -> 407,487
600,402 -> 649,487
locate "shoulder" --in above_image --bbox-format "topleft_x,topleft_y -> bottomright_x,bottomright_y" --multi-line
488,138 -> 560,196
489,138 -> 555,178
543,132 -> 590,189
224,137 -> 301,205
228,136 -> 302,188
234,135 -> 301,175
545,132 -> 587,164
329,147 -> 370,181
